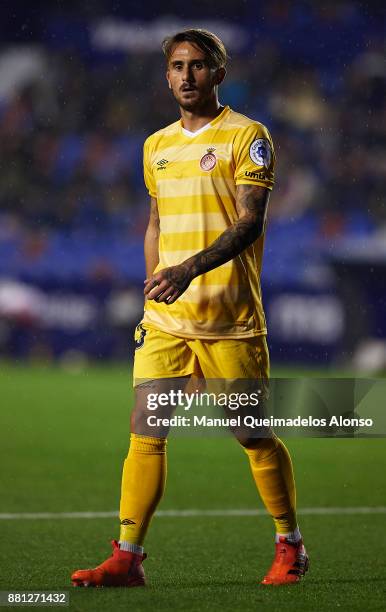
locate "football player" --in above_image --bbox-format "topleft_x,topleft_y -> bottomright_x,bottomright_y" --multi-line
71,28 -> 308,588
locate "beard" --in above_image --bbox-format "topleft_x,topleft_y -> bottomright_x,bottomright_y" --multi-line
172,87 -> 212,112
177,98 -> 199,111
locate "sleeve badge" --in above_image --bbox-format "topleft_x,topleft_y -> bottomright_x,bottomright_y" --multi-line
249,139 -> 272,169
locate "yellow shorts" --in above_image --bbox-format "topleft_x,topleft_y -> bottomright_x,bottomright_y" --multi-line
133,323 -> 269,384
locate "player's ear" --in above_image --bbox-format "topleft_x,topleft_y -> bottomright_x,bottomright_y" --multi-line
166,71 -> 172,89
214,67 -> 226,86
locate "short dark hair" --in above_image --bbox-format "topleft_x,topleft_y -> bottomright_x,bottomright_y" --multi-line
162,29 -> 227,70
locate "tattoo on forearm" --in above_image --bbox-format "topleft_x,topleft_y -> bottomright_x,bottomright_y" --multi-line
189,220 -> 257,276
187,185 -> 269,278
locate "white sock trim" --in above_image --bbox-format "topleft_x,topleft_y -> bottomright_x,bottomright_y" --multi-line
275,526 -> 302,544
119,541 -> 144,554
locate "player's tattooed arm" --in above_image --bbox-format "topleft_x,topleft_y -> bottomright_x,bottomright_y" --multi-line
187,184 -> 269,274
144,185 -> 269,305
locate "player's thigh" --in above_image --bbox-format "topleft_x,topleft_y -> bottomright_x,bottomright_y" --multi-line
132,323 -> 197,436
132,377 -> 190,437
190,335 -> 270,444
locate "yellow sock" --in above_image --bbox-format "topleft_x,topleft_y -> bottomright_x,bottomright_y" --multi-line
119,433 -> 167,546
243,436 -> 297,533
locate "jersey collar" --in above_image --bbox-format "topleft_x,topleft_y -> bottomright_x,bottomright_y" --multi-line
180,105 -> 230,138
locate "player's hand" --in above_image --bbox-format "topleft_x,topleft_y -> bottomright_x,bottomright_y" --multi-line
144,263 -> 194,305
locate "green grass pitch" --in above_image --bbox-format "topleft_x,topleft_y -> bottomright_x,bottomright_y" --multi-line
0,363 -> 385,611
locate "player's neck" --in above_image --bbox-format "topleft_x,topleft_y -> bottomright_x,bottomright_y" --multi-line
180,100 -> 223,133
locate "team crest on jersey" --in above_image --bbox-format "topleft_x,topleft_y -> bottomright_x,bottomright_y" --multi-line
200,148 -> 217,171
249,139 -> 271,168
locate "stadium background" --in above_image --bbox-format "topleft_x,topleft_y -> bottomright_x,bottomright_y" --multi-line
0,0 -> 385,369
0,2 -> 385,611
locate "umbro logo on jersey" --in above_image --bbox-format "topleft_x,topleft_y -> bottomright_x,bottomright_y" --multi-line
156,159 -> 169,170
245,170 -> 266,180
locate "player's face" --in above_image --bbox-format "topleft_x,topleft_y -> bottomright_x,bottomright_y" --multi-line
166,42 -> 223,112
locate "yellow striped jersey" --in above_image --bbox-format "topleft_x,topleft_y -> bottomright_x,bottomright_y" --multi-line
142,105 -> 275,339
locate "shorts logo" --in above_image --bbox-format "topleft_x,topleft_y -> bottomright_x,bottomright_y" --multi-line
200,147 -> 217,171
156,158 -> 169,170
249,139 -> 271,168
134,323 -> 147,350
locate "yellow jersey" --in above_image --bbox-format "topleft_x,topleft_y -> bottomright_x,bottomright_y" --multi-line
142,105 -> 275,339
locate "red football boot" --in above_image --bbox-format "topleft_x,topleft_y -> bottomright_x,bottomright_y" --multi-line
71,540 -> 146,587
261,536 -> 309,586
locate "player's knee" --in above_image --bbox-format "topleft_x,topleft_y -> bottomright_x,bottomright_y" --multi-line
237,436 -> 263,449
238,434 -> 278,454
131,404 -> 167,437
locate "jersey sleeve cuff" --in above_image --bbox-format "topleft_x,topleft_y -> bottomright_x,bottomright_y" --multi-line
235,179 -> 273,190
